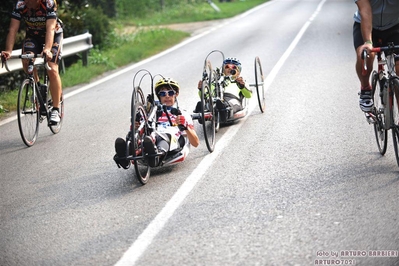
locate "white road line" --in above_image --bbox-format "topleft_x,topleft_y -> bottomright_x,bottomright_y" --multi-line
114,0 -> 327,265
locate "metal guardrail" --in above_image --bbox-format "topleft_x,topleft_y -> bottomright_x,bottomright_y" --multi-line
0,31 -> 93,76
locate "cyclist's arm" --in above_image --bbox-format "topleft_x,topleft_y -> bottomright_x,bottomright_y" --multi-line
2,18 -> 20,59
177,112 -> 200,147
185,127 -> 200,147
43,18 -> 57,60
236,76 -> 252,98
356,0 -> 373,56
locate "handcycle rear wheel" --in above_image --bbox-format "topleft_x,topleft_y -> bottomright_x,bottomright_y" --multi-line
254,56 -> 266,113
17,80 -> 39,147
201,60 -> 216,152
131,100 -> 150,185
371,71 -> 387,155
390,79 -> 399,167
49,92 -> 64,134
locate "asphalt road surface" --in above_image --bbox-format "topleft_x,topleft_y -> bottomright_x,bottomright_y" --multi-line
1,0 -> 398,265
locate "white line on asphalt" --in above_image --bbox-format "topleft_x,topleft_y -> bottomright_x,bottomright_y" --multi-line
114,0 -> 326,265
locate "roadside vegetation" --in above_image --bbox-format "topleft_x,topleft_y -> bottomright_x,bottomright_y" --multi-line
0,0 -> 268,118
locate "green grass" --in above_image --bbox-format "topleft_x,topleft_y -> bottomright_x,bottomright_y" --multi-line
61,28 -> 189,88
119,0 -> 268,25
0,89 -> 18,115
0,0 -> 268,118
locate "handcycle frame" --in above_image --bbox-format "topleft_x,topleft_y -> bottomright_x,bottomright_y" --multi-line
363,42 -> 399,166
196,50 -> 265,152
116,69 -> 198,185
1,53 -> 64,147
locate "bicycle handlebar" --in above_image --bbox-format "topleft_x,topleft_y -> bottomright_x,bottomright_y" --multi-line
1,53 -> 51,72
361,44 -> 399,76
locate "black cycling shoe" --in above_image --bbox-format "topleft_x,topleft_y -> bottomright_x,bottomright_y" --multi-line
114,137 -> 131,169
143,136 -> 159,167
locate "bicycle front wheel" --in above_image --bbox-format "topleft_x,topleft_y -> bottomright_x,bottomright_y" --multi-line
17,80 -> 39,147
371,72 -> 387,155
390,80 -> 399,167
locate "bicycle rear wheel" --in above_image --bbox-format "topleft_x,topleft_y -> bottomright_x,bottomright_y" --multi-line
49,92 -> 64,134
390,80 -> 399,167
17,80 -> 39,147
371,72 -> 388,155
132,102 -> 150,185
254,56 -> 266,113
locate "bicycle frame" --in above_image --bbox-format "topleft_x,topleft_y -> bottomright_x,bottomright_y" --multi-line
1,53 -> 63,146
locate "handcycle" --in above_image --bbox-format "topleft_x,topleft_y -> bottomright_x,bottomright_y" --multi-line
1,53 -> 64,147
114,69 -> 204,185
362,42 -> 399,165
195,50 -> 265,152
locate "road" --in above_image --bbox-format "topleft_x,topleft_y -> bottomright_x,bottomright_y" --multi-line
1,0 -> 398,265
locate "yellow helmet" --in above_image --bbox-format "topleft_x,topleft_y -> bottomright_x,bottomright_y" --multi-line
154,77 -> 180,94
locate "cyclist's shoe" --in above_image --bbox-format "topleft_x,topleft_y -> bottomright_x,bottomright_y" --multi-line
216,99 -> 227,122
193,101 -> 202,113
50,109 -> 61,124
359,89 -> 373,112
114,137 -> 131,169
144,136 -> 159,167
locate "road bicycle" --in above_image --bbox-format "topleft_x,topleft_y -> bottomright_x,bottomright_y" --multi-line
197,50 -> 265,152
2,54 -> 64,147
363,42 -> 399,165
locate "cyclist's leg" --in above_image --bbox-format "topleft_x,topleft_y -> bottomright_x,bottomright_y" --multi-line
354,23 -> 374,112
353,22 -> 374,89
48,32 -> 63,110
381,23 -> 399,75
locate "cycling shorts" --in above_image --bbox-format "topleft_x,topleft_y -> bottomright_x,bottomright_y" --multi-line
22,32 -> 63,64
353,22 -> 399,49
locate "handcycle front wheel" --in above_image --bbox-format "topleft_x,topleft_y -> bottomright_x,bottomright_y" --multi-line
17,80 -> 40,147
254,56 -> 266,113
371,71 -> 387,155
131,100 -> 150,185
201,60 -> 216,153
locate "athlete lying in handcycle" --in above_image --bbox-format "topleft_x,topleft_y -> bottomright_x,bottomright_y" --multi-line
194,56 -> 252,123
113,76 -> 200,184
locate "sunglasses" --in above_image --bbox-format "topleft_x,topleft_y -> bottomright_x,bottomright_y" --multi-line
158,90 -> 175,97
224,64 -> 237,70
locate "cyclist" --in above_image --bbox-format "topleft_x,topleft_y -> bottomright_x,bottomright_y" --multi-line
1,0 -> 63,124
114,77 -> 200,168
354,0 -> 399,113
194,57 -> 252,122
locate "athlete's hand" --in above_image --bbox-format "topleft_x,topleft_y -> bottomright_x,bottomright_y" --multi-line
177,115 -> 188,130
1,51 -> 11,61
198,80 -> 202,90
236,76 -> 245,89
42,49 -> 53,61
